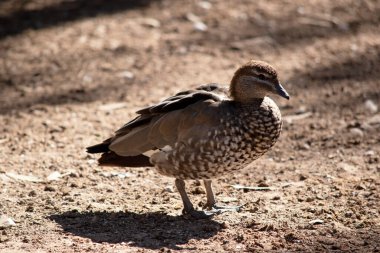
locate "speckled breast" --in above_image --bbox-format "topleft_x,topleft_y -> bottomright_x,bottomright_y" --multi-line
156,98 -> 282,180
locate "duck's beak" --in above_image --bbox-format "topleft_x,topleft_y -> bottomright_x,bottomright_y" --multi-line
275,82 -> 290,100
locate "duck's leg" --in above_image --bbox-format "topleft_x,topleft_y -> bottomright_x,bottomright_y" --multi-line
203,179 -> 216,208
175,178 -> 216,218
203,179 -> 242,212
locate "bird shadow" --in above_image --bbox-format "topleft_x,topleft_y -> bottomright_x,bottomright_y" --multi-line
48,210 -> 222,250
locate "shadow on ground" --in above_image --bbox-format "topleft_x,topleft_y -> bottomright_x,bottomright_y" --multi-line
49,210 -> 222,250
0,0 -> 160,39
294,45 -> 380,83
285,44 -> 380,110
0,82 -> 131,115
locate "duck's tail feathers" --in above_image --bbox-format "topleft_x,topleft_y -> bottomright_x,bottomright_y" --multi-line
86,139 -> 112,153
98,152 -> 153,167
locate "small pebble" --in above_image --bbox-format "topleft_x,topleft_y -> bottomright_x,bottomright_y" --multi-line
47,171 -> 62,181
140,18 -> 161,28
191,186 -> 205,194
197,1 -> 212,9
364,100 -> 378,113
355,184 -> 365,190
221,222 -> 229,229
44,185 -> 56,192
284,233 -> 299,243
193,21 -> 208,32
337,162 -> 357,173
221,196 -> 238,203
69,172 -> 79,178
366,114 -> 380,126
299,174 -> 308,181
309,219 -> 324,225
61,187 -> 71,196
0,235 -> 9,243
117,71 -> 134,80
345,211 -> 353,217
28,190 -> 37,197
186,12 -> 201,23
164,186 -> 174,193
349,128 -> 364,137
0,215 -> 16,228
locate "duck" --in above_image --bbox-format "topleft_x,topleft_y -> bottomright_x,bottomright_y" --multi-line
87,60 -> 289,218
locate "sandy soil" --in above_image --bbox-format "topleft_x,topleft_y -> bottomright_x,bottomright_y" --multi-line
1,0 -> 379,252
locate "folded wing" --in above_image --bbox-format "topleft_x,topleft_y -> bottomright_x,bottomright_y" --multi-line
86,84 -> 228,167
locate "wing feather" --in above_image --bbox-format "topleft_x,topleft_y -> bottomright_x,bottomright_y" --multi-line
87,83 -> 228,161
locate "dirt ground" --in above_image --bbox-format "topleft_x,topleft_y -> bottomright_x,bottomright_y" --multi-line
1,0 -> 380,252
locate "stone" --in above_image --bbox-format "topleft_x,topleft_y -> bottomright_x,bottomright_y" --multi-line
349,128 -> 364,138
364,99 -> 378,113
0,215 -> 16,228
309,219 -> 324,225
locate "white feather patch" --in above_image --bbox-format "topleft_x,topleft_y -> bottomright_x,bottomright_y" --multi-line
143,150 -> 157,157
161,145 -> 173,152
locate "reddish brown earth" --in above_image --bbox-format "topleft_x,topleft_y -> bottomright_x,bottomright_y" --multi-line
1,0 -> 379,252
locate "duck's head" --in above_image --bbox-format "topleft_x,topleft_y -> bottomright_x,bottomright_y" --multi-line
230,60 -> 289,102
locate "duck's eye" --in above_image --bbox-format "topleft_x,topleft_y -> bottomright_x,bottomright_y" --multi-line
257,74 -> 266,80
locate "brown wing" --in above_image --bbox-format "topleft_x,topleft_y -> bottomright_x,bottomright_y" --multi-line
86,84 -> 228,167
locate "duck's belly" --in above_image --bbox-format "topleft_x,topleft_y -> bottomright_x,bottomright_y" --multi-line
154,132 -> 278,180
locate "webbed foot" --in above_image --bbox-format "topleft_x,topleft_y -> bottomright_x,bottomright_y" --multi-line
209,204 -> 243,212
183,208 -> 221,219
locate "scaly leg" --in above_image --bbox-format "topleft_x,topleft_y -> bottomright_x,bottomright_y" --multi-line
175,178 -> 215,219
203,179 -> 216,208
203,179 -> 242,212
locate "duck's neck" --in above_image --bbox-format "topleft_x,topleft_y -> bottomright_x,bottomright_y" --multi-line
229,78 -> 266,105
233,97 -> 265,108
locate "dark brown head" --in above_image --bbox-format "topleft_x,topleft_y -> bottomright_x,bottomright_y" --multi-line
230,60 -> 289,102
